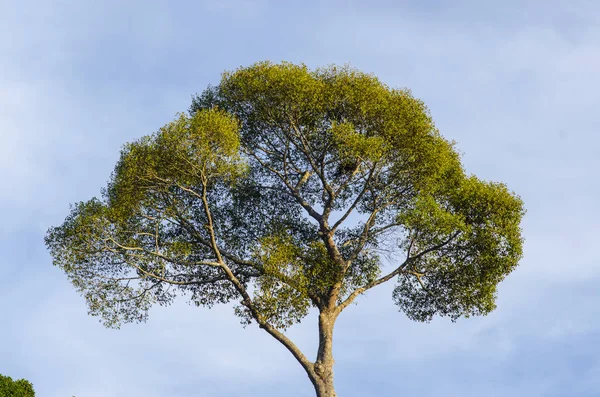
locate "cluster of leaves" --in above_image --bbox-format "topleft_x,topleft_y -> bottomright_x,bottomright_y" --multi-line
47,61 -> 524,331
45,110 -> 248,327
0,374 -> 35,397
394,176 -> 524,321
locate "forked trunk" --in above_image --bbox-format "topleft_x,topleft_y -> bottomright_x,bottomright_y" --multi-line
312,311 -> 337,397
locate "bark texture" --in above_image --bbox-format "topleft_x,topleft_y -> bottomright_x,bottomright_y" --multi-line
311,310 -> 337,397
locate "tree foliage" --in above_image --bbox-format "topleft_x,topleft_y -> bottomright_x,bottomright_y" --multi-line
0,374 -> 35,397
46,61 -> 524,396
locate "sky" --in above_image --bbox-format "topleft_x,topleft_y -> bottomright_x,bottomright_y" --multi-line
1,0 -> 599,396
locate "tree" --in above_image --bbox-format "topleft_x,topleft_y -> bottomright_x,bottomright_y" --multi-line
45,62 -> 524,397
0,374 -> 35,397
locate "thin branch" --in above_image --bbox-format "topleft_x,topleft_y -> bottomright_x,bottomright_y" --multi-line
335,231 -> 461,315
289,121 -> 336,220
331,163 -> 378,232
247,149 -> 322,222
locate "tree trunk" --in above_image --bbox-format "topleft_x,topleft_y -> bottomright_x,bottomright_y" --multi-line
312,310 -> 337,397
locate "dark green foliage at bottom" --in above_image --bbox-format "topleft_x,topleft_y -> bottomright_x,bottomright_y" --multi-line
0,374 -> 35,397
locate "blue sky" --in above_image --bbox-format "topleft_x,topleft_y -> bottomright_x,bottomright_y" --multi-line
1,0 -> 599,396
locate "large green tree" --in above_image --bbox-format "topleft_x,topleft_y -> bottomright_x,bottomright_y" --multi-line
46,62 -> 524,397
0,374 -> 35,397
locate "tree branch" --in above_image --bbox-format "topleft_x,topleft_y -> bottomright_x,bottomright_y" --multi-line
194,172 -> 317,377
335,231 -> 461,315
247,148 -> 323,222
331,163 -> 378,232
289,121 -> 336,221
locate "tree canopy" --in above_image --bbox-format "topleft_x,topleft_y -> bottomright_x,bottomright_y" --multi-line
46,61 -> 524,397
0,374 -> 35,397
